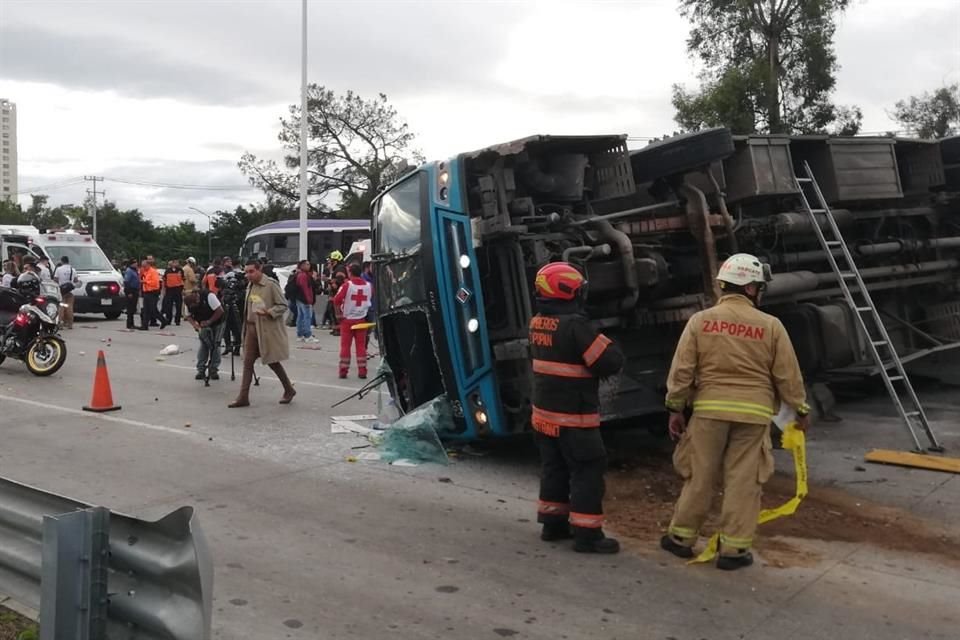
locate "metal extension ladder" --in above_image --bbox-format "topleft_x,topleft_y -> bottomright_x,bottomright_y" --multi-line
794,161 -> 943,453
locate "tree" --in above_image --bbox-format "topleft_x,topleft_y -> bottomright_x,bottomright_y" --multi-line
239,86 -> 423,219
831,105 -> 863,136
890,84 -> 960,139
0,199 -> 27,225
673,0 -> 855,134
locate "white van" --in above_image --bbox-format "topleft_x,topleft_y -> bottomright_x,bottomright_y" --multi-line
33,232 -> 125,319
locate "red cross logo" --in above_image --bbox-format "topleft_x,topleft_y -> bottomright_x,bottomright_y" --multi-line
351,288 -> 368,306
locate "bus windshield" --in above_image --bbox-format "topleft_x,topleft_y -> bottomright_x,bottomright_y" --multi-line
44,244 -> 114,271
375,174 -> 422,256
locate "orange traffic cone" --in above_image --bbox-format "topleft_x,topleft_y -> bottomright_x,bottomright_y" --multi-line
83,350 -> 121,412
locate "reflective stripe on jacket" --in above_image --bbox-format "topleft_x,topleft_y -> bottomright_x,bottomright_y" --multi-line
529,306 -> 624,437
665,294 -> 808,425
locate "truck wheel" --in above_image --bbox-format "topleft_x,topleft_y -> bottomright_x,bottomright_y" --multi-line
104,311 -> 122,320
630,127 -> 735,183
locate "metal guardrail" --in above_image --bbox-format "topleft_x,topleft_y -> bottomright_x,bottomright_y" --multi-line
0,476 -> 212,639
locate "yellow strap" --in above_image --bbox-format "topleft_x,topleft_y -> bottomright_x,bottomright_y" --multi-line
689,423 -> 807,564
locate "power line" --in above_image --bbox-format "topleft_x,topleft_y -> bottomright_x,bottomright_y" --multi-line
103,177 -> 255,191
15,178 -> 85,194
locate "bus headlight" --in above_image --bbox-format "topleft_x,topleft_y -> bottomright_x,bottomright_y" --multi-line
459,254 -> 471,269
474,409 -> 488,425
467,318 -> 479,333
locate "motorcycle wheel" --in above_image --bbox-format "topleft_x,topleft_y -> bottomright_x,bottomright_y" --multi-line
25,336 -> 67,376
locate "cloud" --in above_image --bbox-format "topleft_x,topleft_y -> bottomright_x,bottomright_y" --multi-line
0,24 -> 275,105
0,0 -> 528,105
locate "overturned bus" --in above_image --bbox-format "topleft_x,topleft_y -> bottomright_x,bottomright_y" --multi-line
370,129 -> 960,441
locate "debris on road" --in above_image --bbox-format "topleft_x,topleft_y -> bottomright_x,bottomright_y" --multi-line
604,447 -> 960,567
331,414 -> 378,435
159,344 -> 181,356
331,397 -> 451,465
378,396 -> 451,465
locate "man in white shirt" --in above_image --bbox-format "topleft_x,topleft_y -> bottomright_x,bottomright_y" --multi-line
38,257 -> 54,281
1,260 -> 16,288
53,256 -> 77,329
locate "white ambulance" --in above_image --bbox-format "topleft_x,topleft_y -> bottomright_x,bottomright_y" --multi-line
33,231 -> 125,319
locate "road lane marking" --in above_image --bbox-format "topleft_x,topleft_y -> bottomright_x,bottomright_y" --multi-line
156,363 -> 363,392
0,394 -> 195,437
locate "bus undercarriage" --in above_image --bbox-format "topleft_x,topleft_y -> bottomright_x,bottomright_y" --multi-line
455,131 -> 960,434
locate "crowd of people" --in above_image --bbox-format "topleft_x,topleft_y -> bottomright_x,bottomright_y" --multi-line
117,251 -> 375,396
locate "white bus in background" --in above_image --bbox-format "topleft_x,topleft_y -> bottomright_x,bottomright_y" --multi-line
34,231 -> 125,319
240,218 -> 370,267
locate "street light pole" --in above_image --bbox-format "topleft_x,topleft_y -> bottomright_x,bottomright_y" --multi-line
188,206 -> 212,264
298,0 -> 309,261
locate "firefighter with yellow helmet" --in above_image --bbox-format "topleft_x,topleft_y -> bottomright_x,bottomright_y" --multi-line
528,262 -> 625,553
661,253 -> 810,570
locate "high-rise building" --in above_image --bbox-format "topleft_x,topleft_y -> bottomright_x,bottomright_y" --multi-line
1,99 -> 18,202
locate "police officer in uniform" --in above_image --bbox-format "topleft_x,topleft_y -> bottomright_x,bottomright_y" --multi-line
661,253 -> 810,570
528,262 -> 624,554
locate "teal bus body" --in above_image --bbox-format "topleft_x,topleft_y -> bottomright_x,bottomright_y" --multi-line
373,159 -> 508,440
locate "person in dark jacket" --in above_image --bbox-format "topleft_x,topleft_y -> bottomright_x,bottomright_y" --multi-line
123,259 -> 141,330
528,262 -> 625,554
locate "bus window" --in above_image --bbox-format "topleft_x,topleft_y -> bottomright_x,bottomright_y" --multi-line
308,230 -> 336,258
342,230 -> 367,256
375,175 -> 422,255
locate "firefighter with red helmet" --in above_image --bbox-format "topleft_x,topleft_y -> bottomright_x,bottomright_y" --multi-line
529,262 -> 625,553
661,253 -> 809,570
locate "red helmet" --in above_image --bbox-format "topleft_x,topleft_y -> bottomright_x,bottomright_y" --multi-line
535,262 -> 586,301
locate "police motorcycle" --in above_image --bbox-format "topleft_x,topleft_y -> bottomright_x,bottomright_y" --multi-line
0,277 -> 68,376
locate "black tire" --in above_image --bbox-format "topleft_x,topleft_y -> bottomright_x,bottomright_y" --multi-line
104,310 -> 123,320
630,128 -> 735,183
0,354 -> 5,367
25,336 -> 67,376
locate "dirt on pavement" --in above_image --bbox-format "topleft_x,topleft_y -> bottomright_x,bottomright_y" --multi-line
604,447 -> 960,568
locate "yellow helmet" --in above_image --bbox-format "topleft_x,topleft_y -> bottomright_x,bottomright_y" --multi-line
329,250 -> 343,261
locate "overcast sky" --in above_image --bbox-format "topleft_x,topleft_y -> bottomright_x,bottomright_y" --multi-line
1,0 -> 958,227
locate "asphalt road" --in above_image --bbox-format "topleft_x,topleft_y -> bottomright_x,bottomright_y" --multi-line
1,315 -> 958,640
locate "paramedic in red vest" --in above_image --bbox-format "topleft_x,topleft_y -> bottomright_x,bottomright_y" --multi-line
528,262 -> 625,554
333,263 -> 373,379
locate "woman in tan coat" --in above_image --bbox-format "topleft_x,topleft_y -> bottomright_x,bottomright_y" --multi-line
229,259 -> 296,407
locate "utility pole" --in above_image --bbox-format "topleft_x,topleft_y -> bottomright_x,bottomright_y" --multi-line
298,0 -> 309,261
84,175 -> 104,240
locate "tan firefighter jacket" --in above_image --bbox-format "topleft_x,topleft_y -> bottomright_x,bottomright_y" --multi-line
665,294 -> 809,425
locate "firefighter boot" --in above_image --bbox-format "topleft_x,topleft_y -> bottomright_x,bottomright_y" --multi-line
660,535 -> 695,559
540,523 -> 573,542
573,529 -> 620,554
717,552 -> 754,571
